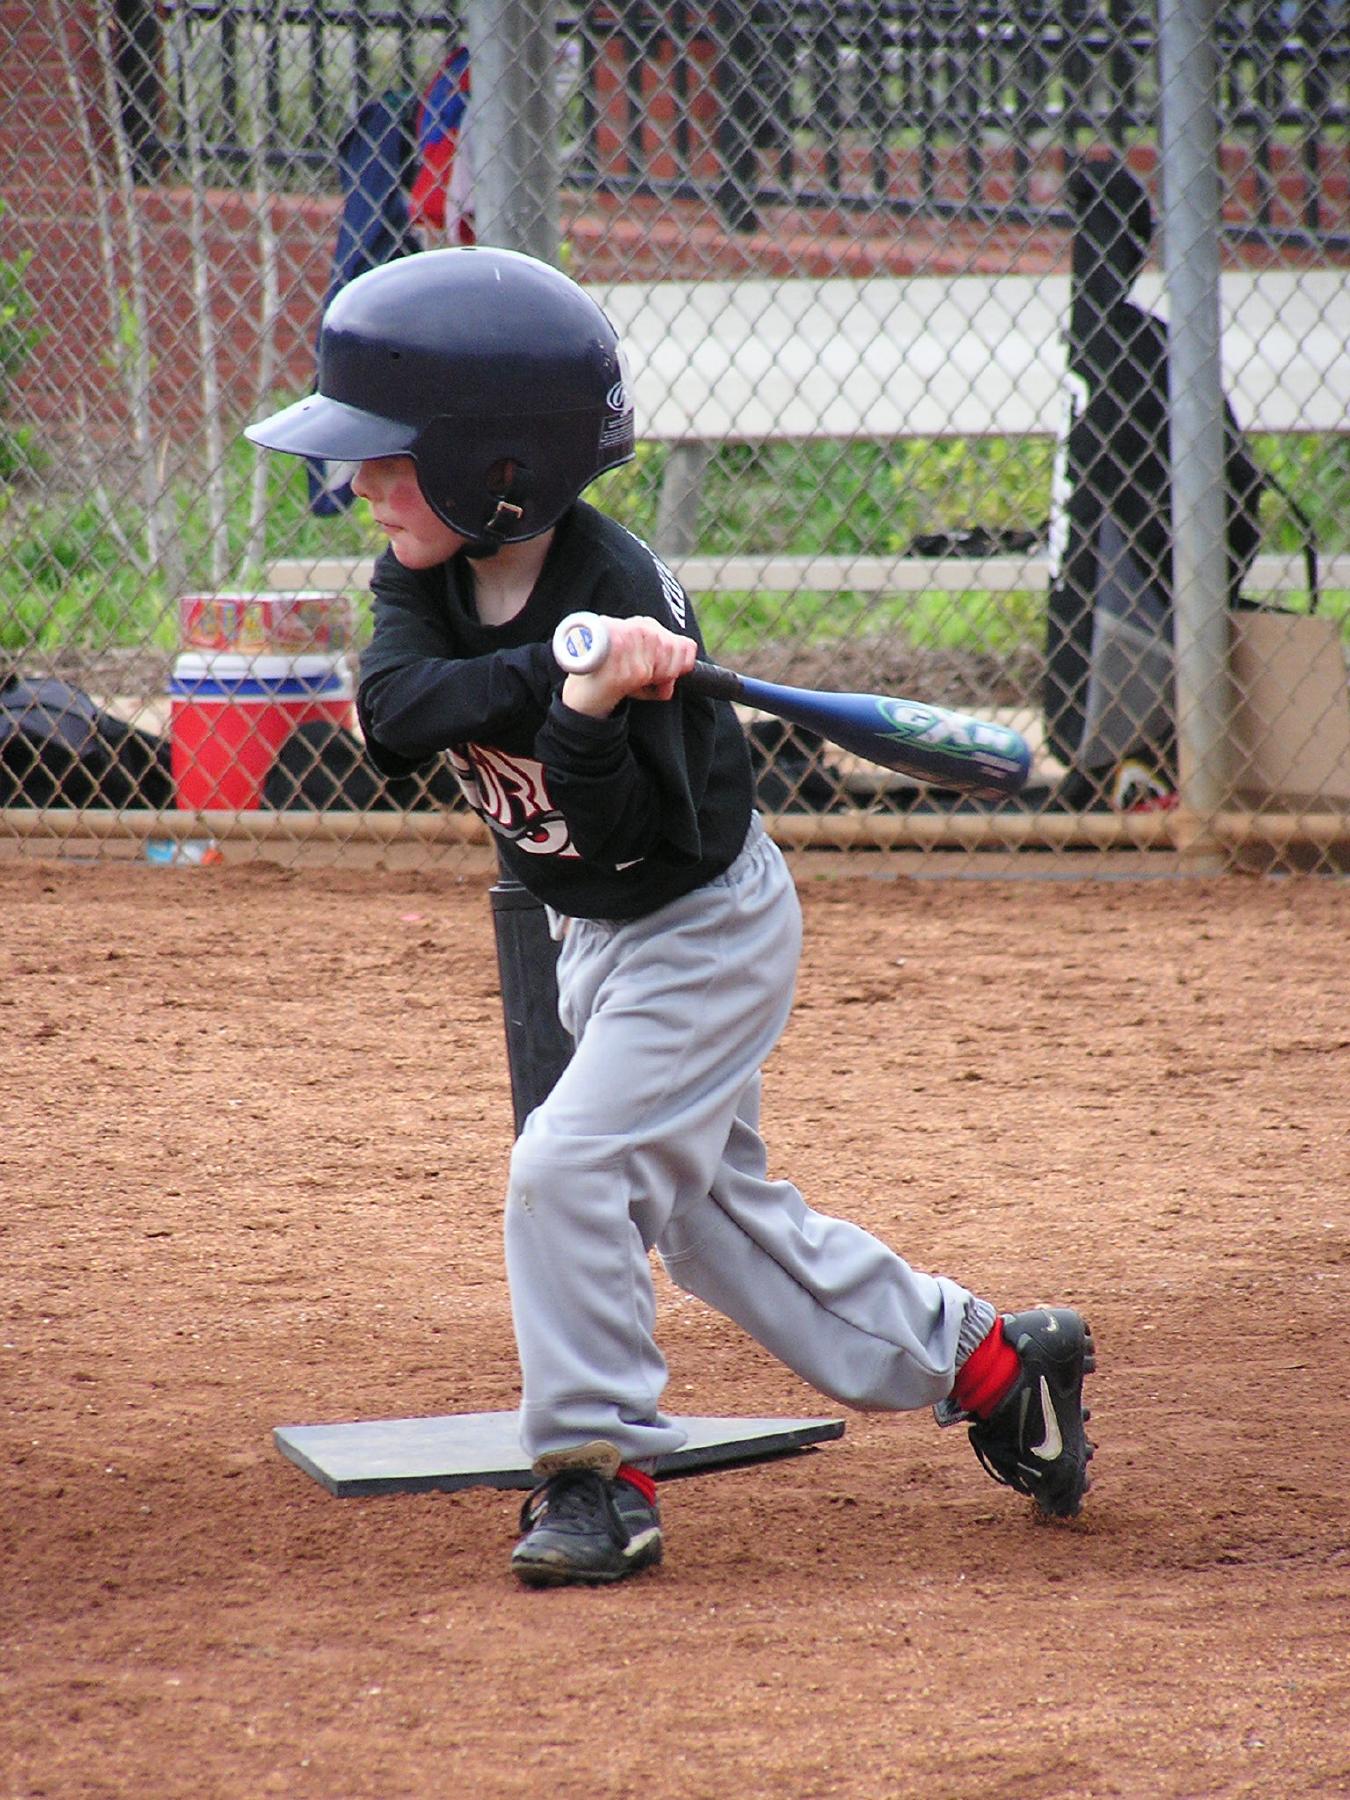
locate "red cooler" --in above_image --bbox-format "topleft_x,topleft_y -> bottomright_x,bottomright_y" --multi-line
170,652 -> 355,810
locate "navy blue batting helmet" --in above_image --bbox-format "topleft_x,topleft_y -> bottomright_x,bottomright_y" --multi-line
245,247 -> 635,547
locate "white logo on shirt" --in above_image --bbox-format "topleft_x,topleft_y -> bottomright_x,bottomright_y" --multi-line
621,526 -> 688,630
449,744 -> 578,857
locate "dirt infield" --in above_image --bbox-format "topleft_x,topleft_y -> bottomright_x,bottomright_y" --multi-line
2,855 -> 1347,1800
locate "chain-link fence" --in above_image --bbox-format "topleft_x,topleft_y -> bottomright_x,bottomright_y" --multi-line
1,0 -> 1347,873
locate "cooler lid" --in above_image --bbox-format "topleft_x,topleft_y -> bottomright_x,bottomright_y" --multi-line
172,651 -> 350,682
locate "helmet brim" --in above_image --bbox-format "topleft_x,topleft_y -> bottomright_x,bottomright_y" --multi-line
244,393 -> 417,463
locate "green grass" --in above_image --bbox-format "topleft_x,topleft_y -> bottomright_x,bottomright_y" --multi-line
708,586 -> 1050,661
590,433 -> 1350,660
0,494 -> 172,655
589,437 -> 1060,556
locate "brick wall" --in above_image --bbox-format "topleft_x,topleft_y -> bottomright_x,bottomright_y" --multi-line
0,0 -> 337,452
0,0 -> 103,183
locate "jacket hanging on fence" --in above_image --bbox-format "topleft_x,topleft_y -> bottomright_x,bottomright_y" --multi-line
1042,157 -> 1264,793
409,46 -> 475,243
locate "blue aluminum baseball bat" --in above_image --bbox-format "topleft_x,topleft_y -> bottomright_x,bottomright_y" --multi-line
552,611 -> 1031,799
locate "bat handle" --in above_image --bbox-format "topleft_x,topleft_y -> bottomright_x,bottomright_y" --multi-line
552,611 -> 743,703
682,661 -> 742,703
552,611 -> 611,674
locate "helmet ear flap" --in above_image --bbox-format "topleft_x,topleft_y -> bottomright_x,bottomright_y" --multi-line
410,417 -> 527,541
412,413 -> 604,546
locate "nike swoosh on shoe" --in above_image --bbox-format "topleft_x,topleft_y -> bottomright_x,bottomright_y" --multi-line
1030,1375 -> 1064,1461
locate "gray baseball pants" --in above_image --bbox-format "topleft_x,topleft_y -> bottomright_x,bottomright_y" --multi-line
504,815 -> 996,1468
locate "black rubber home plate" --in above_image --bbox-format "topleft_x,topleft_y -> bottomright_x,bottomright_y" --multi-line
273,1411 -> 845,1497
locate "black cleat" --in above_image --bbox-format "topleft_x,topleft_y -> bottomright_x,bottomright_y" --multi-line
511,1468 -> 663,1588
964,1307 -> 1096,1519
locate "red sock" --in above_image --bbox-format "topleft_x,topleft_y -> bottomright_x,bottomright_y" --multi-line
616,1464 -> 657,1505
950,1318 -> 1020,1419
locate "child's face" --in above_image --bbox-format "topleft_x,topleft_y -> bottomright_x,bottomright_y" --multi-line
351,456 -> 466,568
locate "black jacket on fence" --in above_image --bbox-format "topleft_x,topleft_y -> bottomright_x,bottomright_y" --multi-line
1043,158 -> 1264,784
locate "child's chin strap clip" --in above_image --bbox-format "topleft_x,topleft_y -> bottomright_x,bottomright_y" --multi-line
463,472 -> 529,560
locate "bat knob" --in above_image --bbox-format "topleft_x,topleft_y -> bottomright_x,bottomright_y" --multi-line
552,611 -> 611,675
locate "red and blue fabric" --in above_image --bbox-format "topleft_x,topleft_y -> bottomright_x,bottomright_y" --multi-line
410,47 -> 473,238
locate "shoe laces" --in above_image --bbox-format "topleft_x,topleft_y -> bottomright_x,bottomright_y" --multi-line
966,1382 -> 1039,1490
968,1431 -> 1030,1494
518,1468 -> 635,1549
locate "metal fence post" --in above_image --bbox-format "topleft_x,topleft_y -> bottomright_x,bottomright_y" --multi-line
464,0 -> 560,263
1159,0 -> 1231,871
463,0 -> 572,1126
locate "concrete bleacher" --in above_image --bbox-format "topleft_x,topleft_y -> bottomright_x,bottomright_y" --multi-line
593,269 -> 1350,443
263,552 -> 1350,603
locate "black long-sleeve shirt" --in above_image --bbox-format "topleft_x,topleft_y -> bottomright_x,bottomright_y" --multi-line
357,501 -> 754,919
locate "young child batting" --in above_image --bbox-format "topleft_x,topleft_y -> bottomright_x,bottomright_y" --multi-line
247,247 -> 1096,1588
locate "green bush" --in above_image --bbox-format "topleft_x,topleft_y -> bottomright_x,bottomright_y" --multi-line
0,496 -> 171,654
0,208 -> 44,484
1249,433 -> 1350,560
